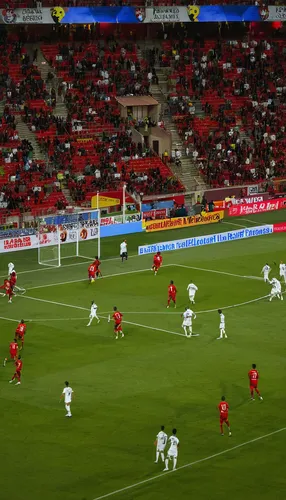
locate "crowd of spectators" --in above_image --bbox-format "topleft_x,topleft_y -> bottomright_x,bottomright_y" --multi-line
164,37 -> 286,187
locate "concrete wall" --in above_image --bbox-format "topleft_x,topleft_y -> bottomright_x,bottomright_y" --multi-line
149,127 -> 172,157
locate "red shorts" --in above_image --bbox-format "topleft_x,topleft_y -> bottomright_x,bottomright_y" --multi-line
220,414 -> 228,423
250,382 -> 258,389
219,414 -> 228,424
114,323 -> 122,332
169,294 -> 176,300
10,351 -> 17,359
17,334 -> 24,342
89,272 -> 96,279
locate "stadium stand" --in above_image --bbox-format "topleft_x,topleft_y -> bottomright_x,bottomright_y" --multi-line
164,37 -> 286,187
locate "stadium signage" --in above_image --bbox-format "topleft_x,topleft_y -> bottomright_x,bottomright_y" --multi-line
144,211 -> 224,233
0,6 -> 283,24
143,209 -> 167,220
0,235 -> 37,252
228,198 -> 286,216
231,196 -> 264,205
138,224 -> 273,254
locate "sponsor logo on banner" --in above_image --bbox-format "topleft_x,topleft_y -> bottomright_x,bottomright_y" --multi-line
145,6 -> 191,22
266,6 -> 286,21
0,235 -> 38,253
1,7 -> 54,23
273,222 -> 286,233
138,224 -> 273,254
143,209 -> 167,219
91,195 -> 120,209
228,198 -> 286,216
231,196 -> 263,205
144,211 -> 224,233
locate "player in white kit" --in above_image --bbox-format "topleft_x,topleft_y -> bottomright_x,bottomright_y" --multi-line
261,263 -> 271,282
269,278 -> 283,301
87,300 -> 100,326
60,381 -> 73,417
182,307 -> 197,337
187,282 -> 198,304
217,309 -> 227,339
154,425 -> 168,463
120,240 -> 128,262
279,261 -> 286,283
163,429 -> 179,471
8,262 -> 15,277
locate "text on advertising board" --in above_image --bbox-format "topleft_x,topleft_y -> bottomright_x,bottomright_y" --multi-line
138,224 -> 273,254
228,198 -> 286,216
144,211 -> 224,232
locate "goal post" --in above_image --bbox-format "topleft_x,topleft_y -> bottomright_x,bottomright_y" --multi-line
37,209 -> 100,267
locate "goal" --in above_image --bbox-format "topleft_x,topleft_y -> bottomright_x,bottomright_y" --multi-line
37,210 -> 100,267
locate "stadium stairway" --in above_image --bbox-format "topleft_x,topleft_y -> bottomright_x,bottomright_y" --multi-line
151,78 -> 207,193
27,43 -> 69,120
16,116 -> 46,161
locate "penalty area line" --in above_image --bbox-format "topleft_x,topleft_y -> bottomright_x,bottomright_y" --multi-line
92,427 -> 286,500
174,264 -> 263,281
99,294 -> 270,316
25,265 -> 174,291
19,295 -> 185,338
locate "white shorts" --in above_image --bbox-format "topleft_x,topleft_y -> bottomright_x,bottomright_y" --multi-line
157,446 -> 166,452
167,450 -> 178,459
65,398 -> 72,404
264,274 -> 269,281
220,323 -> 225,329
189,292 -> 196,299
90,311 -> 98,318
182,320 -> 192,327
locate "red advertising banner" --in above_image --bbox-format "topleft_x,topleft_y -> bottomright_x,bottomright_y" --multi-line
143,209 -> 167,220
273,222 -> 286,233
0,235 -> 38,252
228,198 -> 286,216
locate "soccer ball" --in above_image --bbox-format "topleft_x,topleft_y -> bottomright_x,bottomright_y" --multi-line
91,278 -> 95,283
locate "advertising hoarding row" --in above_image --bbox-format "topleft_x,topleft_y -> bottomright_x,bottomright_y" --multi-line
1,5 -> 285,24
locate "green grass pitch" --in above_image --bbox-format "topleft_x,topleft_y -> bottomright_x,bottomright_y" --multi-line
0,212 -> 286,500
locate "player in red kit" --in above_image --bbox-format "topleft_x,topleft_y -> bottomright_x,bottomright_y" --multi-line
152,252 -> 163,275
167,280 -> 177,308
3,338 -> 19,366
15,320 -> 27,350
112,306 -> 124,339
9,355 -> 23,385
93,256 -> 102,278
248,363 -> 263,401
10,271 -> 17,289
88,264 -> 96,283
218,396 -> 231,436
0,278 -> 14,303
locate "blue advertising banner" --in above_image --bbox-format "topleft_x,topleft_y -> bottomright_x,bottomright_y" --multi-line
0,5 -> 281,24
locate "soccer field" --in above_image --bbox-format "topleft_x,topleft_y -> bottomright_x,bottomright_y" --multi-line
1,212 -> 286,500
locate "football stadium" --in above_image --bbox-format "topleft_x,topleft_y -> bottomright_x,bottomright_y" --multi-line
0,7 -> 286,500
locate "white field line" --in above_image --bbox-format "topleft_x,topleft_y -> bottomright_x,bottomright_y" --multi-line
92,427 -> 286,500
222,221 -> 246,228
25,265 -> 174,291
240,217 -> 269,225
25,263 -> 263,292
0,316 -> 19,323
18,295 -> 185,337
0,293 -> 270,325
95,294 -> 270,315
174,264 -> 264,281
0,253 -> 140,279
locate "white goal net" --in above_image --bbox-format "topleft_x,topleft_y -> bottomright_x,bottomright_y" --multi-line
38,210 -> 100,267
